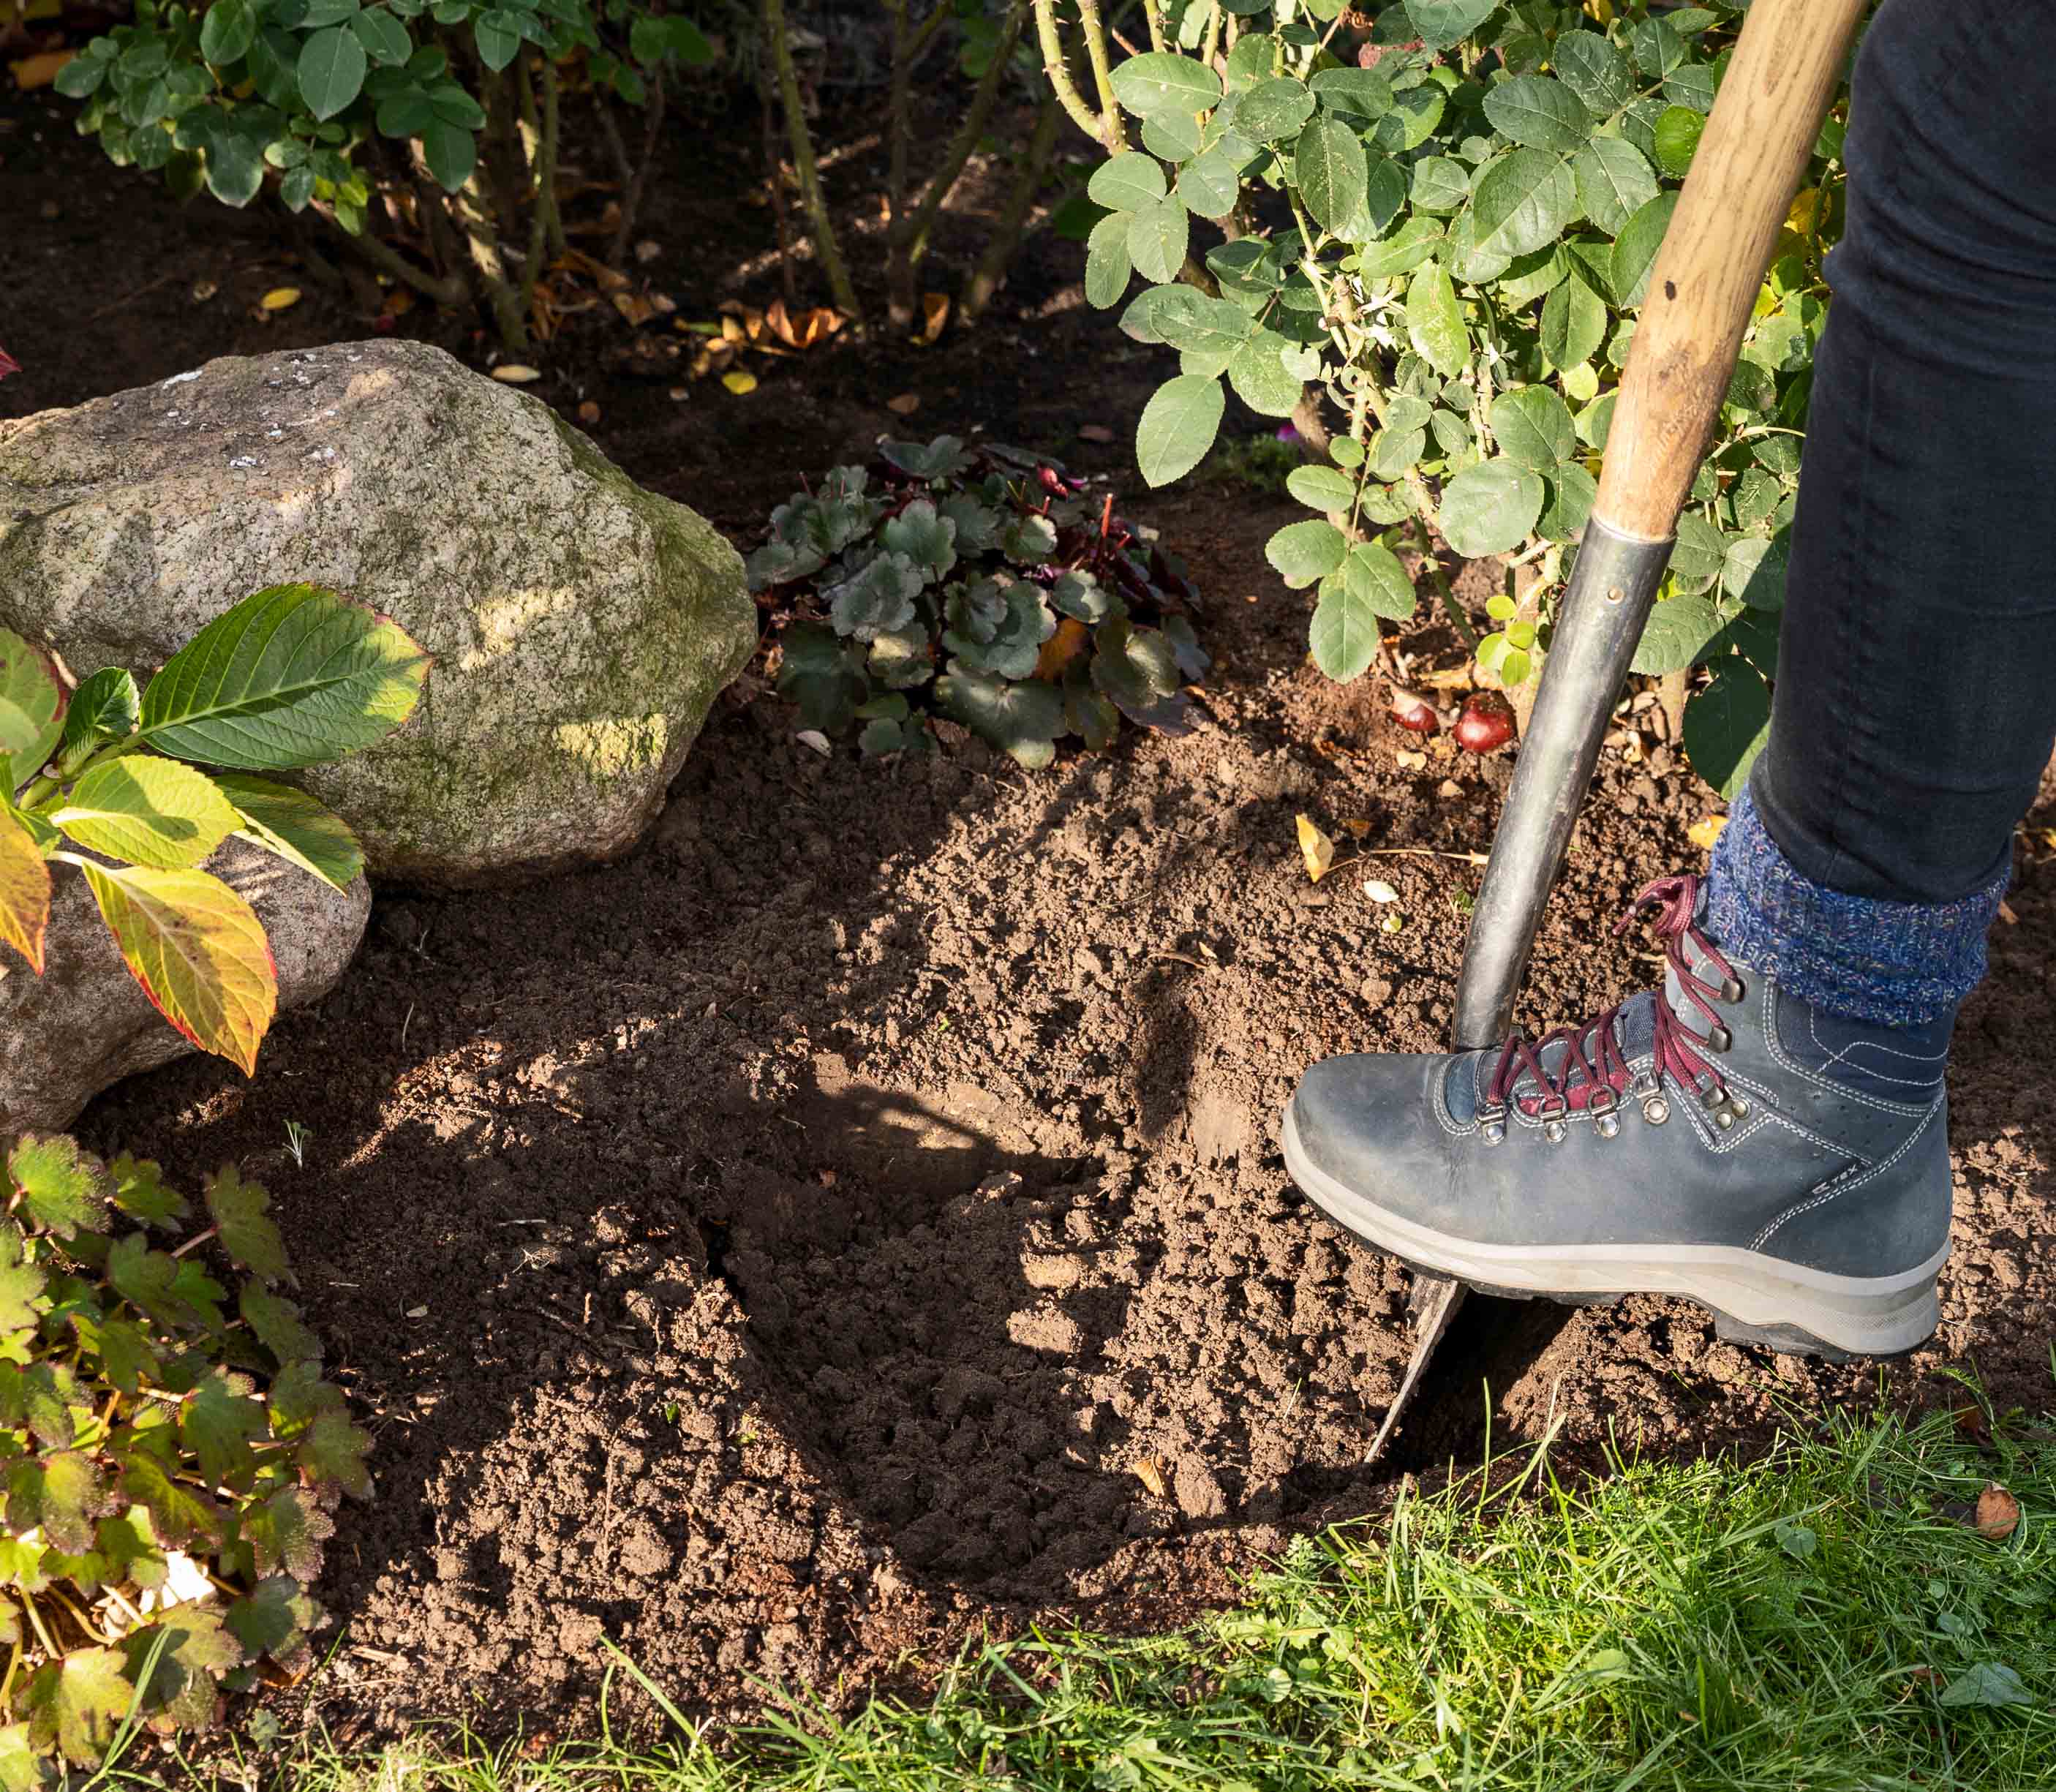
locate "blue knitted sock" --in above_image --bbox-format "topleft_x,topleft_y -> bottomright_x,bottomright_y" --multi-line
1705,784 -> 2008,1029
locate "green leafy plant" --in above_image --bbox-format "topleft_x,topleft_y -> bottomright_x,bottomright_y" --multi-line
0,1134 -> 368,1780
54,0 -> 718,347
1036,0 -> 1842,797
750,436 -> 1208,767
1,584 -> 429,1074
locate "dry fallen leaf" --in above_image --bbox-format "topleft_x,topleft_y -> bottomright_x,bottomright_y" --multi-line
612,288 -> 658,326
914,290 -> 950,346
1687,814 -> 1728,851
189,279 -> 219,304
1417,666 -> 1475,691
1998,899 -> 2019,926
1078,423 -> 1115,443
886,391 -> 922,416
721,369 -> 758,396
667,385 -> 688,402
635,238 -> 663,263
1379,911 -> 1404,933
576,400 -> 601,424
1296,813 -> 1336,884
492,364 -> 543,384
794,729 -> 832,756
1908,1665 -> 1947,1694
260,286 -> 302,313
1437,778 -> 1464,799
10,49 -> 75,90
1341,818 -> 1374,839
1975,1483 -> 2021,1540
1134,1458 -> 1167,1499
383,286 -> 415,317
1396,748 -> 1428,771
1363,878 -> 1399,903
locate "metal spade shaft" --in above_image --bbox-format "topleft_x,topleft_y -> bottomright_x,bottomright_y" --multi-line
1364,0 -> 1871,1465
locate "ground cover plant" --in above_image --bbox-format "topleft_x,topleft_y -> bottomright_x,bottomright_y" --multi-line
751,434 -> 1208,765
52,0 -> 718,347
266,1405 -> 2055,1789
0,583 -> 429,1074
0,1134 -> 368,1783
1036,0 -> 1836,797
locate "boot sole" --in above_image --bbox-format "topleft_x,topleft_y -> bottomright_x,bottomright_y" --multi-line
1282,1104 -> 1945,1359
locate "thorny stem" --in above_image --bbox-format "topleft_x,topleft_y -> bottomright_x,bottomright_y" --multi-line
961,95 -> 1063,322
1033,0 -> 1115,146
0,1639 -> 18,1710
1073,0 -> 1126,148
765,0 -> 862,317
519,56 -> 562,320
606,69 -> 664,270
322,214 -> 470,308
1140,0 -> 1165,52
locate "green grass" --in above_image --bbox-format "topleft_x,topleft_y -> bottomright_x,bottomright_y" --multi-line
153,1405 -> 2056,1792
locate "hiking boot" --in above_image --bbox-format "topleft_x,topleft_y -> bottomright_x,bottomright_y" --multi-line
1282,873 -> 1952,1358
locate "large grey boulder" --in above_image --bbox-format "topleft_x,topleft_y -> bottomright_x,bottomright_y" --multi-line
0,342 -> 753,885
0,840 -> 369,1136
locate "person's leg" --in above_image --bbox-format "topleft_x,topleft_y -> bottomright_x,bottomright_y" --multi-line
1283,0 -> 2056,1356
1711,0 -> 2056,1025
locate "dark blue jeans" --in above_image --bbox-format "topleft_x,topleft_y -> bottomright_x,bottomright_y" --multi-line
1750,0 -> 2056,906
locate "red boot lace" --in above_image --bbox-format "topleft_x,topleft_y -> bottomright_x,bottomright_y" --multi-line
1484,873 -> 1741,1116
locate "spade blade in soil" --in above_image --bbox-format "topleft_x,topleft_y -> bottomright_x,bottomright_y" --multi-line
1365,1273 -> 1466,1465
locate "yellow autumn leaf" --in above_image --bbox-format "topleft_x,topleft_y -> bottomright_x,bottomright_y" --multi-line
913,290 -> 950,346
1295,813 -> 1336,884
1786,187 -> 1822,237
259,287 -> 301,313
492,364 -> 543,384
1687,814 -> 1728,851
75,860 -> 276,1077
0,808 -> 50,973
9,48 -> 74,90
1583,0 -> 1613,21
721,369 -> 758,395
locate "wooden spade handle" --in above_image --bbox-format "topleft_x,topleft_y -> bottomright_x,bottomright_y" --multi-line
1594,0 -> 1869,542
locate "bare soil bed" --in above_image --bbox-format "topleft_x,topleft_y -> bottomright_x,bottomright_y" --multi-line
67,482 -> 2056,1746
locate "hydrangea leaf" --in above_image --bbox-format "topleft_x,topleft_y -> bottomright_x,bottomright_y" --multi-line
52,756 -> 241,872
208,773 -> 364,892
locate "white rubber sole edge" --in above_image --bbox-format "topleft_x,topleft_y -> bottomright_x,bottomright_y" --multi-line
1282,1104 -> 1946,1358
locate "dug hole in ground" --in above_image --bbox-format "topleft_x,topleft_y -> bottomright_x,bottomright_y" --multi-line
75,482 -> 2056,1747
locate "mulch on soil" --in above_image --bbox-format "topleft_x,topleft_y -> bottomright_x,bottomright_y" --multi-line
9,75 -> 2055,1753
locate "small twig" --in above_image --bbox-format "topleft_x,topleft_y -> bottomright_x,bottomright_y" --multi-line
1360,846 -> 1490,866
1408,515 -> 1479,652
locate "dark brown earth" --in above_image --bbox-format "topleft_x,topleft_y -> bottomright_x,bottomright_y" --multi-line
7,69 -> 2055,1755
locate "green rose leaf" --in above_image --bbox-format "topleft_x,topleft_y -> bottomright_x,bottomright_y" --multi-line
1402,0 -> 1497,50
1265,520 -> 1347,590
1227,330 -> 1303,418
1611,191 -> 1680,307
1136,374 -> 1224,487
1088,151 -> 1166,213
1127,191 -> 1190,285
1489,386 -> 1578,473
1573,135 -> 1659,238
1669,513 -> 1727,592
200,0 -> 257,64
1552,29 -> 1632,119
1538,462 -> 1597,541
1631,594 -> 1724,676
1405,263 -> 1468,379
1085,211 -> 1133,310
1723,532 -> 1790,611
1108,51 -> 1221,117
1341,541 -> 1417,620
1235,77 -> 1315,143
421,117 -> 476,190
1295,116 -> 1367,234
1684,662 -> 1771,799
1482,75 -> 1591,152
1472,146 -> 1579,261
1540,272 -> 1608,372
1439,459 -> 1545,559
1286,465 -> 1357,512
1178,143 -> 1241,219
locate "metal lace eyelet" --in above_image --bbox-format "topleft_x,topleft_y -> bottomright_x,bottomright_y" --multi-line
1480,1102 -> 1507,1147
1641,1094 -> 1670,1125
1596,1112 -> 1620,1140
1705,1023 -> 1733,1054
1720,976 -> 1744,1004
1543,1119 -> 1567,1145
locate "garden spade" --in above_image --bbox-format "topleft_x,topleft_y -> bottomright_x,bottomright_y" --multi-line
1363,0 -> 1871,1467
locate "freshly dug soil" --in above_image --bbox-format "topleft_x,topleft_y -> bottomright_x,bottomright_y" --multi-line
11,68 -> 2054,1756
72,481 -> 2056,1744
